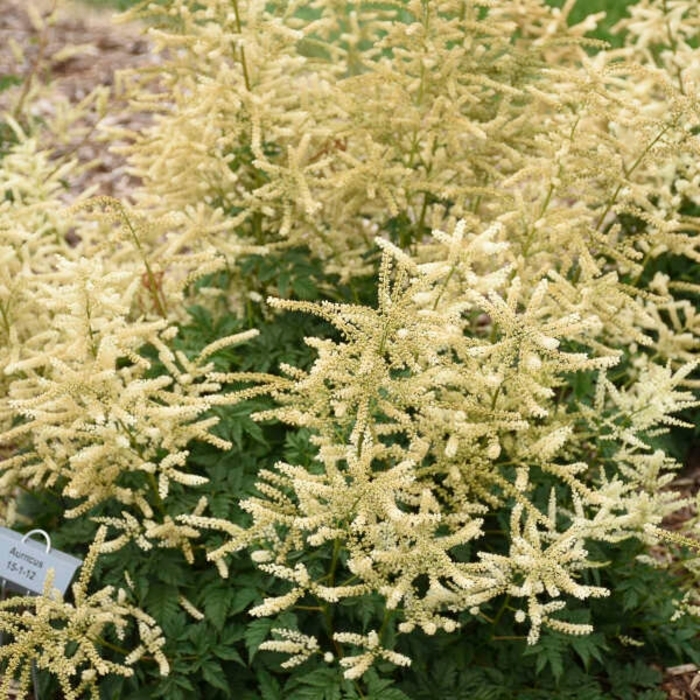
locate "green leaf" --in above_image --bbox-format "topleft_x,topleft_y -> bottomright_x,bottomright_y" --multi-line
219,623 -> 246,647
278,270 -> 291,297
284,667 -> 344,700
153,674 -> 195,700
144,583 -> 182,624
609,659 -> 662,692
231,586 -> 261,615
203,585 -> 232,630
152,554 -> 188,586
257,669 -> 283,700
98,675 -> 147,700
201,660 -> 230,693
292,275 -> 319,300
569,632 -> 606,670
633,692 -> 667,700
284,428 -> 317,467
120,690 -> 155,700
213,642 -> 245,666
523,634 -> 565,682
244,617 -> 275,662
340,592 -> 383,630
362,668 -> 412,700
188,621 -> 213,656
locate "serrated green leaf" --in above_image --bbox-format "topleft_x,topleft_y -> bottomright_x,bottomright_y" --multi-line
635,692 -> 667,700
208,492 -> 238,518
152,555 -> 188,586
340,592 -> 383,630
98,674 -> 145,700
144,583 -> 182,624
152,674 -> 195,700
257,669 -> 283,700
219,623 -> 246,647
203,585 -> 232,630
285,687 -> 342,700
523,635 -> 564,682
292,667 -> 339,689
202,660 -> 230,693
292,276 -> 319,300
231,586 -> 260,616
244,617 -> 275,662
569,632 -> 607,670
284,667 -> 344,700
120,689 -> 155,700
188,621 -> 212,655
214,644 -> 245,665
366,686 -> 411,700
610,659 -> 662,691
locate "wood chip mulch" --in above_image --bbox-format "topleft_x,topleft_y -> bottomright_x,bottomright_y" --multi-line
0,0 -> 158,199
662,664 -> 700,699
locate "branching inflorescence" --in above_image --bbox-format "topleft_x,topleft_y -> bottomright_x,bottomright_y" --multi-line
0,0 -> 699,693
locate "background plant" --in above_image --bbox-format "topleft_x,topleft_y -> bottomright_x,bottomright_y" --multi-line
0,0 -> 699,698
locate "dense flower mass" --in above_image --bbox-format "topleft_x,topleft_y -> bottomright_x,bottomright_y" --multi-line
0,0 -> 699,695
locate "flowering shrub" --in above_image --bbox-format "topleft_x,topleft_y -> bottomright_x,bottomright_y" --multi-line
0,0 -> 699,697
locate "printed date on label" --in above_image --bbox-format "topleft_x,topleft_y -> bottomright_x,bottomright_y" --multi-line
5,560 -> 38,581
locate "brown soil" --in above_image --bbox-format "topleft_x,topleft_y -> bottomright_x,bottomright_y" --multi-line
0,0 -> 157,198
657,457 -> 700,699
663,664 -> 700,700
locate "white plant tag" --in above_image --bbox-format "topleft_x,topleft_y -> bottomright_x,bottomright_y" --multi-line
0,528 -> 82,596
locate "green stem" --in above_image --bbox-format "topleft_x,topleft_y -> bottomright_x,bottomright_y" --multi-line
95,636 -> 165,666
378,322 -> 391,356
231,0 -> 252,92
595,124 -> 672,232
317,538 -> 345,659
491,593 -> 511,630
354,681 -> 367,698
0,301 -> 10,340
146,472 -> 167,515
378,608 -> 394,642
93,636 -> 132,657
328,537 -> 342,584
84,293 -> 98,359
432,264 -> 456,311
116,203 -> 167,318
490,384 -> 502,411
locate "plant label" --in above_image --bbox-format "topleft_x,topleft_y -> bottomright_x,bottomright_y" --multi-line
0,528 -> 82,597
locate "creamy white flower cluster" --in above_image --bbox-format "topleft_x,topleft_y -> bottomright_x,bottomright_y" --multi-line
191,217 -> 696,671
0,529 -> 167,700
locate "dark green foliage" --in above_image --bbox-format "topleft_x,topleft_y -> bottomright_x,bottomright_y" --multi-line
546,0 -> 638,47
385,535 -> 699,700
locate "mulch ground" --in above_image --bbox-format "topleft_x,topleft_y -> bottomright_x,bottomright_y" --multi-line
658,454 -> 700,699
0,0 -> 156,199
